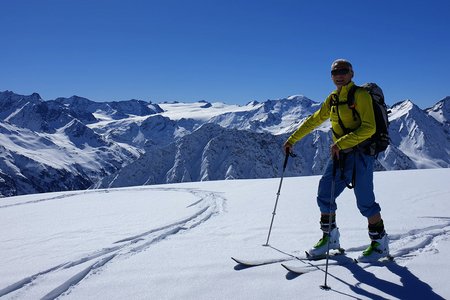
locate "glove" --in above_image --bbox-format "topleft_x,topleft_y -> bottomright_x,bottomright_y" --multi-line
283,141 -> 293,155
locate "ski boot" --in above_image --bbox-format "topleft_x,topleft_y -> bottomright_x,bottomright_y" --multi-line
358,219 -> 390,262
307,227 -> 341,258
358,234 -> 390,262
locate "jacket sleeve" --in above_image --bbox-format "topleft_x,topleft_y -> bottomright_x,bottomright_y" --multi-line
334,89 -> 376,150
286,96 -> 331,145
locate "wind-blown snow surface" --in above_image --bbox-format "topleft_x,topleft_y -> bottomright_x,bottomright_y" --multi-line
1,168 -> 449,299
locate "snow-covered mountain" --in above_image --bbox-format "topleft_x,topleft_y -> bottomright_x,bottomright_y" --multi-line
384,100 -> 450,168
426,96 -> 450,125
0,90 -> 449,196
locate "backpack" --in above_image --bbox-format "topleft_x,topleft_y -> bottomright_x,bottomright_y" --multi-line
334,83 -> 390,156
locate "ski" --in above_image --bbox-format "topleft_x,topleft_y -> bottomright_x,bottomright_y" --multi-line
231,256 -> 294,267
355,254 -> 395,264
304,247 -> 345,260
282,254 -> 394,275
282,258 -> 357,275
232,248 -> 345,268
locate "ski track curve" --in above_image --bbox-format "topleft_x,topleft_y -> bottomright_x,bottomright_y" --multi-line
344,218 -> 450,262
0,187 -> 226,300
0,186 -> 196,209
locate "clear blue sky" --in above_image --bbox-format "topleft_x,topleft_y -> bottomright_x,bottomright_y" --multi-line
1,0 -> 449,108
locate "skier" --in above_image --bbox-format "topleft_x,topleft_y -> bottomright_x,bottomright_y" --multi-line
283,59 -> 389,262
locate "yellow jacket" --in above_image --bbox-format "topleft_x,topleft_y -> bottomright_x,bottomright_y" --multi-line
287,82 -> 376,151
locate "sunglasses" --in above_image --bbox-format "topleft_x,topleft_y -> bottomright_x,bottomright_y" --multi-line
331,68 -> 351,76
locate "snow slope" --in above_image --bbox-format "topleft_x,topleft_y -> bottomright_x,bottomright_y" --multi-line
1,168 -> 449,299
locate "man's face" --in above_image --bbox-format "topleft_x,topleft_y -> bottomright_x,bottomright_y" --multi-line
331,64 -> 353,89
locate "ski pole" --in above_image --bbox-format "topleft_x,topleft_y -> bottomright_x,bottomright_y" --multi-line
320,156 -> 338,290
263,150 -> 294,246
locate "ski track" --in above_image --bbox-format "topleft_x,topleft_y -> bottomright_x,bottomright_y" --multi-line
0,187 -> 226,300
235,217 -> 450,276
2,187 -> 449,298
345,220 -> 450,261
287,217 -> 450,273
0,186 -> 195,209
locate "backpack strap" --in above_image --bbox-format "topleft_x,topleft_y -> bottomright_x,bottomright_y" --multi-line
330,85 -> 361,138
331,85 -> 362,190
346,85 -> 361,122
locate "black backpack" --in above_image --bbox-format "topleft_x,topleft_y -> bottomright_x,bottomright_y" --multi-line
334,83 -> 390,156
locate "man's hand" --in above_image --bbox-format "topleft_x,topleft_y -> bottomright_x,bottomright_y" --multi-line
283,141 -> 293,155
331,143 -> 340,160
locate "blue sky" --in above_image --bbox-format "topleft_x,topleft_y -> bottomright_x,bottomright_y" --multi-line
1,0 -> 449,108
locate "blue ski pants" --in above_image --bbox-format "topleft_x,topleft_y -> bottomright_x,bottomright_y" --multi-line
317,151 -> 381,218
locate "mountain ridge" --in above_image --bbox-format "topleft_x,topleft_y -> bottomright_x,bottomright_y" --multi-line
1,90 -> 449,196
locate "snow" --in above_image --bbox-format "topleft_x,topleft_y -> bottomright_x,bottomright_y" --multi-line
1,168 -> 449,299
158,101 -> 259,122
0,123 -> 75,170
1,90 -> 448,197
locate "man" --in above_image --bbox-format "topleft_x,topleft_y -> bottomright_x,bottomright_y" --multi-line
284,59 -> 389,262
